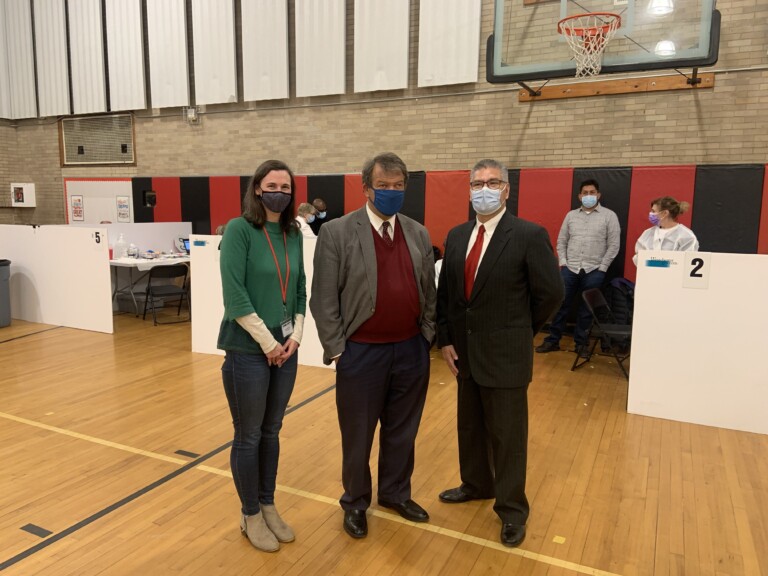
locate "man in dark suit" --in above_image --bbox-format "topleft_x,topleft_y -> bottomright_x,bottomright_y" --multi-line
436,159 -> 563,548
310,152 -> 436,539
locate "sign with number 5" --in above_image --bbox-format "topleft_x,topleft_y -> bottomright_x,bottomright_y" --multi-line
682,252 -> 711,289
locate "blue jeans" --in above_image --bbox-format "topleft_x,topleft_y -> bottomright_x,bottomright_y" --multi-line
222,350 -> 297,515
545,268 -> 605,347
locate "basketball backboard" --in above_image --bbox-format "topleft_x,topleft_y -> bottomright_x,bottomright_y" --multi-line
487,0 -> 720,82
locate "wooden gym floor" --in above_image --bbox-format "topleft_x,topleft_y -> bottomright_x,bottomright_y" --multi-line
0,314 -> 766,575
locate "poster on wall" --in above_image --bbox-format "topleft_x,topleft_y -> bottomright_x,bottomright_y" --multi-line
11,183 -> 37,207
71,195 -> 84,221
116,196 -> 131,223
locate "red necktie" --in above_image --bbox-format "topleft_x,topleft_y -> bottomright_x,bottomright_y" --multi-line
381,221 -> 393,247
464,225 -> 485,300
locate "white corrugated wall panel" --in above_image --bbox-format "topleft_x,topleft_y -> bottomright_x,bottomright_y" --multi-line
354,0 -> 408,93
0,4 -> 12,119
68,0 -> 107,114
34,0 -> 70,117
241,0 -> 288,101
191,0 -> 236,105
146,0 -> 189,108
105,0 -> 145,111
418,0 -> 481,87
295,0 -> 345,97
3,0 -> 37,119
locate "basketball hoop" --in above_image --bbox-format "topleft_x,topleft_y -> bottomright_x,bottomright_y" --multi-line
557,12 -> 621,78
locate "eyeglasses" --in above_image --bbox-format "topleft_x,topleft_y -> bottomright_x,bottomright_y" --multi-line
470,179 -> 506,191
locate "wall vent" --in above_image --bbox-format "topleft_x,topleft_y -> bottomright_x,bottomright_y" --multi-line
60,114 -> 136,166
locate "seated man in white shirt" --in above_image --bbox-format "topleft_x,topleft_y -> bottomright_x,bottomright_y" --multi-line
295,203 -> 318,239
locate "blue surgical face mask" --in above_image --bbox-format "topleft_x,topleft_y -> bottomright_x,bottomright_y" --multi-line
371,188 -> 405,216
581,195 -> 598,209
317,211 -> 327,219
306,214 -> 316,224
648,211 -> 662,226
471,186 -> 503,216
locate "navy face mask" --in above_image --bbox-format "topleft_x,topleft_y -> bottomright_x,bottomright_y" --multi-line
261,192 -> 291,213
371,188 -> 405,216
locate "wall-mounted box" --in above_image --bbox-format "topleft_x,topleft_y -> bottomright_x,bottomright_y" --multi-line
11,183 -> 36,208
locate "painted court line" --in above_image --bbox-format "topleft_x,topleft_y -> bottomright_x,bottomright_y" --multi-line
1,411 -> 622,576
0,411 -> 188,466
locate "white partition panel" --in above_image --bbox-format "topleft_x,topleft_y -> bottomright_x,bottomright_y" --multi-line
629,250 -> 768,435
105,0 -> 145,111
3,0 -> 37,119
34,0 -> 70,117
68,0 -> 106,114
418,0 -> 481,87
191,235 -> 224,355
354,0 -> 409,93
298,237 -> 326,368
242,0 -> 289,101
71,222 -> 193,255
147,0 -> 189,109
0,225 -> 113,333
0,5 -> 11,118
191,0 -> 236,105
191,234 -> 327,368
295,0 -> 345,97
64,178 -> 134,225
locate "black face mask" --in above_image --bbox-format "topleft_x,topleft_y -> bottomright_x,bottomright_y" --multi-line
261,192 -> 291,213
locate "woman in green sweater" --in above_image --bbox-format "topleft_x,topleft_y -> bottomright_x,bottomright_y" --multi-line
218,160 -> 306,552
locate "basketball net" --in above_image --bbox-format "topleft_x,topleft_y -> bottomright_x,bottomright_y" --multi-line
558,13 -> 621,78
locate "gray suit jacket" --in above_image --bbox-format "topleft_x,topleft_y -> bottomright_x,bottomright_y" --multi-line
310,207 -> 436,364
436,210 -> 564,388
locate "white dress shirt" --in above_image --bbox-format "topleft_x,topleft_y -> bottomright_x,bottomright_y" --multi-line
465,207 -> 506,279
365,203 -> 397,241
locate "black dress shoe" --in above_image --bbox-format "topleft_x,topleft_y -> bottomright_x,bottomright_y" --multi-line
343,510 -> 367,538
535,341 -> 561,353
501,524 -> 526,548
438,486 -> 490,504
378,499 -> 429,522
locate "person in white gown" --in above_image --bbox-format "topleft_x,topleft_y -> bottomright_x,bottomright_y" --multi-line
633,196 -> 698,265
295,203 -> 318,239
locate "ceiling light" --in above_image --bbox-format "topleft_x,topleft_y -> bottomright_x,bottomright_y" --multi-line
647,0 -> 674,16
655,40 -> 677,57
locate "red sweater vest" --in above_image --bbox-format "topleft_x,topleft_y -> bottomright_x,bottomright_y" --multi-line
350,223 -> 421,343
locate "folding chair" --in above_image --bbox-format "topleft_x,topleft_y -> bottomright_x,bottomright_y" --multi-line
142,264 -> 191,326
570,288 -> 632,378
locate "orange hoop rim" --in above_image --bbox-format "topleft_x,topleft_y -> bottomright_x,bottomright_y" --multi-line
557,12 -> 622,37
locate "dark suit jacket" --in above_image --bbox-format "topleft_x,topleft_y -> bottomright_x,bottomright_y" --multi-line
310,207 -> 436,364
437,210 -> 563,388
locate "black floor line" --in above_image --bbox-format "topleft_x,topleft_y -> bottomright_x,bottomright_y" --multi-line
0,383 -> 336,571
0,326 -> 62,345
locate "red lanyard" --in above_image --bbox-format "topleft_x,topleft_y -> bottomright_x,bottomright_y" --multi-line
262,229 -> 290,305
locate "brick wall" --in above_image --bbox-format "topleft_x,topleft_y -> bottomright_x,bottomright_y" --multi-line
1,0 -> 766,225
0,123 -> 16,224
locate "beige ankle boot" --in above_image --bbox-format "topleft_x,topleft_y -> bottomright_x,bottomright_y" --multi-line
261,504 -> 295,543
240,512 -> 279,552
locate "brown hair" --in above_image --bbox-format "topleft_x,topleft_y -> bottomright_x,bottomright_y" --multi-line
362,152 -> 408,189
242,160 -> 298,234
651,196 -> 690,220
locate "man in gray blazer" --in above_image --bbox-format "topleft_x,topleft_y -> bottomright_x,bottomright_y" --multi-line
436,159 -> 563,548
310,152 -> 436,539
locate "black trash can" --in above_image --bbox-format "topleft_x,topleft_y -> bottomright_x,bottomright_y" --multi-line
0,259 -> 10,328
